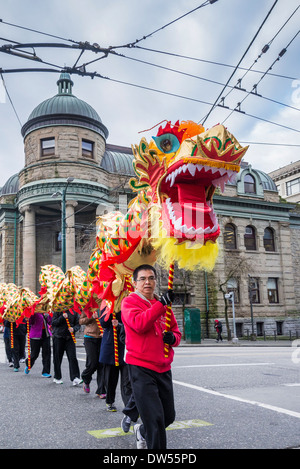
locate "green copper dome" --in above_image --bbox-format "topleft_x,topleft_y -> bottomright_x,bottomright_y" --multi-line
21,73 -> 108,139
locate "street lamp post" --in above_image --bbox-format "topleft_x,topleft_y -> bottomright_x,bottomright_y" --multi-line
225,291 -> 238,344
52,177 -> 74,273
248,274 -> 256,341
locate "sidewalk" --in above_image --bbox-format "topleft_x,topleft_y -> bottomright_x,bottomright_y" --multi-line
180,338 -> 296,347
74,335 -> 296,348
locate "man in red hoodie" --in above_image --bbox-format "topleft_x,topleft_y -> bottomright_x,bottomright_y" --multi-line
121,264 -> 181,449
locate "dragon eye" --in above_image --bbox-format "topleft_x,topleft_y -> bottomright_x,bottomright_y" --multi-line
152,133 -> 180,154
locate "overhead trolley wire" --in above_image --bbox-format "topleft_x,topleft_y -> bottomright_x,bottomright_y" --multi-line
201,0 -> 279,125
214,4 -> 300,122
131,45 -> 297,81
1,65 -> 299,135
0,18 -> 77,44
221,28 -> 300,125
110,1 -> 218,49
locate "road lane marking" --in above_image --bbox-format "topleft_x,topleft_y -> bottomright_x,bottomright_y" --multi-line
88,419 -> 212,439
173,362 -> 274,368
173,380 -> 300,419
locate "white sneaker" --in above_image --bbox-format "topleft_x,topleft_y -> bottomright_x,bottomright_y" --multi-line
73,377 -> 83,386
134,424 -> 147,449
53,378 -> 63,384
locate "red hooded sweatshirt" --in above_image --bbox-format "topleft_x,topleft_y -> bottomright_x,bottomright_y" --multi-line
121,292 -> 182,373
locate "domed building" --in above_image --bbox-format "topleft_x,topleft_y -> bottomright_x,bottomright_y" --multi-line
0,72 -> 134,293
0,73 -> 299,338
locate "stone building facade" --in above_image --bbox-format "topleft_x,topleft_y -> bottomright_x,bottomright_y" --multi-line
0,73 -> 299,339
269,160 -> 300,204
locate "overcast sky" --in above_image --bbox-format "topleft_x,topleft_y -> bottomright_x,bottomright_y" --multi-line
0,0 -> 299,187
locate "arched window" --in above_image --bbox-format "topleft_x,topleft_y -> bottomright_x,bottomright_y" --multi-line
244,174 -> 256,194
263,227 -> 275,251
244,225 -> 256,250
224,223 -> 237,249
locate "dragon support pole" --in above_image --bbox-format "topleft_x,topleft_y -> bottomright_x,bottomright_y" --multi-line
10,322 -> 13,349
95,318 -> 103,334
27,320 -> 31,371
112,312 -> 119,366
164,263 -> 174,357
112,277 -> 133,366
65,316 -> 76,344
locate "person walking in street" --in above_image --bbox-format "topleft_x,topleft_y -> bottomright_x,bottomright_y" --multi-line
121,264 -> 182,450
51,308 -> 82,385
79,309 -> 106,397
99,310 -> 132,412
214,319 -> 223,342
3,322 -> 13,367
4,319 -> 27,372
24,312 -> 52,377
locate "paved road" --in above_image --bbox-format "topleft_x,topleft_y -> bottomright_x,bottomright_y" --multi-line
1,336 -> 300,451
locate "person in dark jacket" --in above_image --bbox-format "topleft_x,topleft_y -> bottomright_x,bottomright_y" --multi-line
24,312 -> 52,377
79,310 -> 106,397
51,309 -> 82,385
3,322 -> 13,367
214,319 -> 223,342
99,310 -> 132,411
4,319 -> 27,372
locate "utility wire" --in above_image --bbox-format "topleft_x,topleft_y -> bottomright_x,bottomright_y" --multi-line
0,1 -> 217,52
215,5 -> 300,118
1,65 -> 299,134
201,0 -> 279,125
110,1 -> 217,49
103,51 -> 300,113
132,45 -> 296,80
0,18 -> 77,44
0,72 -> 22,126
221,29 -> 300,125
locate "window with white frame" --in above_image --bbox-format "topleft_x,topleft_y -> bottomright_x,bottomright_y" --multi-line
227,277 -> 239,303
41,137 -> 55,157
249,277 -> 260,303
82,139 -> 94,158
286,177 -> 300,196
267,277 -> 279,303
244,225 -> 256,250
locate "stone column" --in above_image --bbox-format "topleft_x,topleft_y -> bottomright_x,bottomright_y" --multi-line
65,200 -> 77,270
21,205 -> 36,292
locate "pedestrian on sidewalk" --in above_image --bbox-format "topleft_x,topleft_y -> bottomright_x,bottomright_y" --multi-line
24,312 -> 52,377
51,309 -> 82,386
214,319 -> 223,342
121,264 -> 182,450
79,309 -> 106,397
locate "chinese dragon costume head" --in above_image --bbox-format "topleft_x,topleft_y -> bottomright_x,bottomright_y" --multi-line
78,120 -> 248,316
0,120 -> 248,325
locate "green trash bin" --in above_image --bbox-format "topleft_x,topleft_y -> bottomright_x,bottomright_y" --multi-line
184,308 -> 201,344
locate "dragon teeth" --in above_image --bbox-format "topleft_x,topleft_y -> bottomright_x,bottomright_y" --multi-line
165,198 -> 219,235
165,163 -> 235,191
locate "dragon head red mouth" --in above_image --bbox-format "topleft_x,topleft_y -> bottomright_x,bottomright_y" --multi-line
130,121 -> 248,249
160,159 -> 237,244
